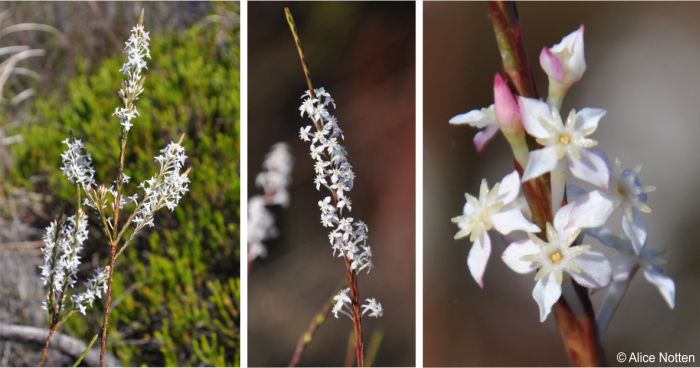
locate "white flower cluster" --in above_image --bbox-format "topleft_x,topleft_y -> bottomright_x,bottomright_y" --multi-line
299,87 -> 382,319
451,26 -> 674,325
40,212 -> 89,291
39,211 -> 106,316
331,288 -> 383,319
248,143 -> 294,261
60,138 -> 96,190
71,267 -> 109,316
114,21 -> 150,132
132,142 -> 190,230
255,143 -> 294,207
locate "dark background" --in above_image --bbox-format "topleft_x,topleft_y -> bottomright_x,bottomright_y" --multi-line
425,2 -> 700,366
248,2 -> 415,366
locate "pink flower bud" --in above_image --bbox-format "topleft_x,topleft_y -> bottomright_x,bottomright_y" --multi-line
493,73 -> 522,134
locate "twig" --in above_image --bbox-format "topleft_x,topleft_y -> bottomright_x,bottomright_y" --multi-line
488,1 -> 604,365
288,292 -> 334,367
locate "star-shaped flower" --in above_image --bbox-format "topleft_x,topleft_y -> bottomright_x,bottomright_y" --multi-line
502,190 -> 614,321
452,170 -> 539,287
449,104 -> 498,153
519,97 -> 609,188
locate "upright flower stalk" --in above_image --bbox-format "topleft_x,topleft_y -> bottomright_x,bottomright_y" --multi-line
449,1 -> 674,366
285,8 -> 382,367
37,11 -> 190,367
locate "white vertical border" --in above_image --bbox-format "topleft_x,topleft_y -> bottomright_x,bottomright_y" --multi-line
240,0 -> 249,366
415,1 -> 424,367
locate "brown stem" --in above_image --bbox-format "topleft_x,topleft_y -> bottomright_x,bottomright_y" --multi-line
99,241 -> 117,367
488,1 -> 604,365
343,257 -> 364,367
38,322 -> 60,367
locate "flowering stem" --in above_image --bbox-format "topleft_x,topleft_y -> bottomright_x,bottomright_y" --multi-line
285,8 -> 365,366
550,161 -> 566,213
38,321 -> 61,367
488,1 -> 604,365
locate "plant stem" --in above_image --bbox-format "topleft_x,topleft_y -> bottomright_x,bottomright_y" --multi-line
488,1 -> 604,365
285,8 -> 365,366
99,241 -> 117,367
38,322 -> 60,367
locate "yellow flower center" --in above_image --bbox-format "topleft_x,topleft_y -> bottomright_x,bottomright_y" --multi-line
558,134 -> 572,145
549,250 -> 564,264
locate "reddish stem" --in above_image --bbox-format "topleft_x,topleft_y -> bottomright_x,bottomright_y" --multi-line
38,322 -> 61,367
488,1 -> 604,366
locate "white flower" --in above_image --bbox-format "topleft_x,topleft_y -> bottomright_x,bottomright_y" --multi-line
449,105 -> 499,153
247,196 -> 276,260
451,170 -> 539,287
607,159 -> 655,254
361,298 -> 383,318
255,143 -> 294,207
332,288 -> 353,319
40,212 -> 89,292
539,26 -> 586,90
60,138 -> 96,190
502,190 -> 614,321
592,223 -> 674,333
132,142 -> 190,231
299,126 -> 312,141
519,97 -> 609,188
71,267 -> 109,316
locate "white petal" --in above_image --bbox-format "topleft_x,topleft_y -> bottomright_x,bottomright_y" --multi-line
467,232 -> 491,289
449,105 -> 496,128
569,248 -> 613,288
622,210 -> 648,254
568,148 -> 610,188
555,190 -> 614,232
642,267 -> 675,309
551,25 -> 586,82
522,146 -> 559,182
586,226 -> 622,250
518,97 -> 553,139
501,239 -> 539,274
497,170 -> 521,204
575,108 -> 606,133
532,273 -> 562,322
491,207 -> 539,235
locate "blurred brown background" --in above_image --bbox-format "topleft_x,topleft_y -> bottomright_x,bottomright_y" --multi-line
248,2 -> 415,366
425,2 -> 700,366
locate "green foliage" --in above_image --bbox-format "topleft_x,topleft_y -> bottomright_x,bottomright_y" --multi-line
8,7 -> 240,367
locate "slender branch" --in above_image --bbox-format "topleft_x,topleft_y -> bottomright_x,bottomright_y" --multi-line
38,322 -> 59,367
285,8 -> 315,98
487,1 -> 604,366
289,290 -> 335,367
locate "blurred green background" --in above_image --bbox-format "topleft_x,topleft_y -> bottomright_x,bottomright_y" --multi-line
248,2 -> 415,366
425,2 -> 700,366
0,2 -> 239,366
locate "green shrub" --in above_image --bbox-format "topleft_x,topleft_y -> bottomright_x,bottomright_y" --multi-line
8,6 -> 240,366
